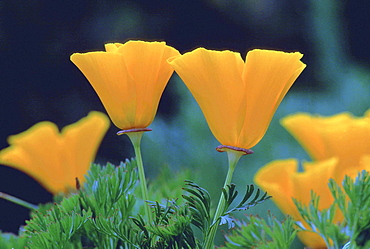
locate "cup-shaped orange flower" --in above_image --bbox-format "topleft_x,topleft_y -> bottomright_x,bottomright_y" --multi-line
70,40 -> 180,131
0,112 -> 109,195
168,48 -> 306,151
255,110 -> 370,248
281,110 -> 370,181
255,158 -> 340,248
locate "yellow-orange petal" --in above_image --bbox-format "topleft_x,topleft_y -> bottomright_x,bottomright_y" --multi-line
297,231 -> 327,249
292,158 -> 338,208
281,111 -> 370,163
0,112 -> 109,194
104,42 -> 122,52
255,158 -> 339,248
0,122 -> 62,192
61,111 -> 110,191
114,41 -> 180,127
71,52 -> 136,129
334,154 -> 370,183
169,48 -> 305,150
168,48 -> 246,146
359,155 -> 370,171
254,159 -> 301,218
281,113 -> 328,160
328,116 -> 370,163
71,40 -> 179,130
238,49 -> 306,148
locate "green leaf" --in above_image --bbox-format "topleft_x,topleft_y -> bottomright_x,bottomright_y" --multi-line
132,199 -> 199,248
23,194 -> 91,249
80,160 -> 139,248
294,170 -> 370,248
0,231 -> 28,248
225,184 -> 272,213
223,213 -> 298,249
329,170 -> 370,248
182,180 -> 211,234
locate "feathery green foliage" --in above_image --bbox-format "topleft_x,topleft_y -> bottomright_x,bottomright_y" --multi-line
0,231 -> 28,249
330,170 -> 370,249
2,161 -> 368,249
220,184 -> 272,228
24,194 -> 91,249
295,170 -> 370,249
223,213 -> 298,248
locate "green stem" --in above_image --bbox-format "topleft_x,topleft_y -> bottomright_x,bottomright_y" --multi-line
126,132 -> 152,221
204,150 -> 243,249
0,191 -> 38,210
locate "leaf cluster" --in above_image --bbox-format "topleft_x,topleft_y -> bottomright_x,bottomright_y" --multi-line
220,184 -> 271,229
0,161 -> 280,248
131,200 -> 198,249
15,159 -> 140,249
331,170 -> 370,249
223,213 -> 298,249
24,195 -> 92,249
294,170 -> 370,249
0,231 -> 28,249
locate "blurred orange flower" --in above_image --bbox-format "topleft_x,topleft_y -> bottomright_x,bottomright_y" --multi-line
255,158 -> 339,248
71,41 -> 180,131
0,112 -> 109,195
281,110 -> 370,181
168,48 -> 306,151
255,110 -> 370,248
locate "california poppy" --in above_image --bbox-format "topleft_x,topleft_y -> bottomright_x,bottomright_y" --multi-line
281,110 -> 370,180
0,112 -> 109,194
71,40 -> 180,132
255,110 -> 370,247
168,48 -> 306,151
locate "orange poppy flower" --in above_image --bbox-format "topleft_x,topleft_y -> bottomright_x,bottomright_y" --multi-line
281,110 -> 370,181
168,48 -> 306,151
255,110 -> 370,248
70,40 -> 180,131
254,158 -> 339,248
0,112 -> 109,194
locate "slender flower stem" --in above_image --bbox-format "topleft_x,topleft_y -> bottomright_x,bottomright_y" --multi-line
0,192 -> 38,210
126,131 -> 152,221
204,150 -> 243,249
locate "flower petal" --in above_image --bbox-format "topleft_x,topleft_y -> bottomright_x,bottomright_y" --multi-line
61,111 -> 110,191
71,52 -> 136,129
0,112 -> 109,194
169,48 -> 245,145
255,158 -> 338,248
0,122 -> 63,193
281,111 -> 370,163
71,41 -> 179,130
115,41 -> 180,127
293,158 -> 338,208
238,50 -> 306,148
281,113 -> 328,160
254,159 -> 300,217
297,231 -> 327,249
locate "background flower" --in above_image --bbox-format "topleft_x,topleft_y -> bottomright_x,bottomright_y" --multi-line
255,158 -> 339,248
255,110 -> 370,248
0,112 -> 109,194
281,110 -> 370,181
169,48 -> 306,150
70,40 -> 180,131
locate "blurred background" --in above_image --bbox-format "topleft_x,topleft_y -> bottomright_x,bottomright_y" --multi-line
0,0 -> 369,247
